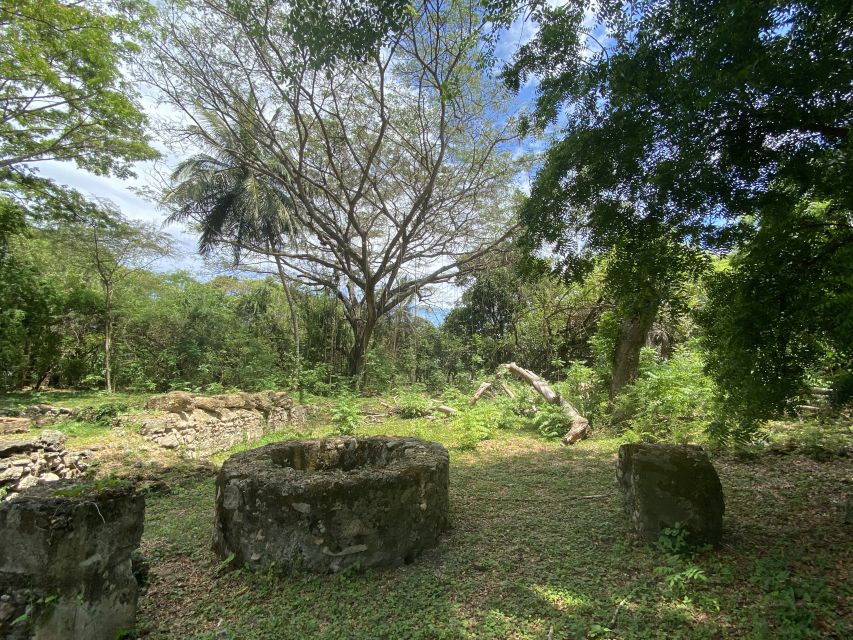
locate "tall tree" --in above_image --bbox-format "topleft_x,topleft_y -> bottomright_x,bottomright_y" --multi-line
68,207 -> 171,392
0,0 -> 158,213
146,0 -> 520,381
504,0 -> 851,413
163,107 -> 303,376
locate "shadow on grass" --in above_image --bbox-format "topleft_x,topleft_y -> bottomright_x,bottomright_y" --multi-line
134,437 -> 851,639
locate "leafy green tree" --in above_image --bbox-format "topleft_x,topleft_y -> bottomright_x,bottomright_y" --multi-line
0,226 -> 100,390
504,0 -> 851,423
60,205 -> 171,392
146,0 -> 519,383
0,0 -> 158,197
700,200 -> 853,436
164,107 -> 303,373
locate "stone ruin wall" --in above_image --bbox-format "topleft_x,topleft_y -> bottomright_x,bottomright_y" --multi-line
0,431 -> 92,500
127,391 -> 307,458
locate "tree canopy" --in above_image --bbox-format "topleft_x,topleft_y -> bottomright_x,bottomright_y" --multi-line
504,0 -> 852,429
146,0 -> 521,379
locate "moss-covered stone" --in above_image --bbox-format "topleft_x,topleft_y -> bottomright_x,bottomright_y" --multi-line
617,443 -> 725,547
213,436 -> 449,573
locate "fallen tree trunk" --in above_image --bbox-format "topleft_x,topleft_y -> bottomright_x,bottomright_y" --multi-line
498,381 -> 516,399
435,405 -> 457,416
499,362 -> 590,445
469,382 -> 493,406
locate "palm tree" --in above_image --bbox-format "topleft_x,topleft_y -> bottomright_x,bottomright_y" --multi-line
163,107 -> 302,379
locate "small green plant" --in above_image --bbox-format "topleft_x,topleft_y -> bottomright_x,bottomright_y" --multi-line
654,523 -> 709,595
77,402 -> 128,427
397,390 -> 430,419
530,402 -> 571,439
453,404 -> 497,450
656,522 -> 691,556
748,557 -> 834,636
330,392 -> 362,435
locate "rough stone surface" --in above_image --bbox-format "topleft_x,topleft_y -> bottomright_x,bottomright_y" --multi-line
0,405 -> 73,432
0,417 -> 30,435
214,436 -> 449,573
0,481 -> 145,640
0,430 -> 92,500
126,391 -> 306,458
617,443 -> 725,547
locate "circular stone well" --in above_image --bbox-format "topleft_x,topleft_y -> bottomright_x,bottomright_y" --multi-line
212,436 -> 449,572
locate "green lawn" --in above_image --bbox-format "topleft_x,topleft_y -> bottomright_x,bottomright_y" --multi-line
136,417 -> 852,639
0,389 -> 149,412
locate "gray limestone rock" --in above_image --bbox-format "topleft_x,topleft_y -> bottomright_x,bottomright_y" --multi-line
617,443 -> 725,547
0,480 -> 145,640
213,436 -> 449,573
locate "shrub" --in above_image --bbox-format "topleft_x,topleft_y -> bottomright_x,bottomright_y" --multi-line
615,342 -> 714,443
397,390 -> 430,419
298,364 -> 334,396
452,399 -> 520,449
559,360 -> 608,424
77,402 -> 128,427
530,402 -> 572,439
330,392 -> 362,435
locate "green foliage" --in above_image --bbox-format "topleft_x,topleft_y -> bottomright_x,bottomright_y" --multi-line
330,393 -> 362,436
700,200 -> 852,439
452,398 -> 521,450
396,388 -> 430,419
0,0 -> 158,176
77,401 -> 128,427
614,343 -> 714,444
749,557 -> 835,638
507,0 -> 851,435
561,361 -> 606,422
653,523 -> 709,597
530,402 -> 571,440
589,311 -> 618,390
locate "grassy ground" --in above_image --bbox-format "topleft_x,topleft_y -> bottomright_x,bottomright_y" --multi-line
0,389 -> 149,412
138,421 -> 851,639
1,393 -> 851,638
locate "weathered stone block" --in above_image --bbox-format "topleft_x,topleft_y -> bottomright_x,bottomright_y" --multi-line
617,443 -> 725,547
0,481 -> 145,640
214,436 -> 449,573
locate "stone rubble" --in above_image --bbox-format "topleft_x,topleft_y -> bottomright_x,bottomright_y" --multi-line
0,430 -> 91,500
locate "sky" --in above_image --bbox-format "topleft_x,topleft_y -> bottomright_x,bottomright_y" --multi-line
28,4 -> 590,315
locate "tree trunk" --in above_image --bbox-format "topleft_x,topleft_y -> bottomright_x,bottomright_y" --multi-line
499,362 -> 590,444
610,311 -> 656,398
274,256 -> 301,383
104,284 -> 114,393
33,366 -> 54,392
104,317 -> 113,393
347,314 -> 377,387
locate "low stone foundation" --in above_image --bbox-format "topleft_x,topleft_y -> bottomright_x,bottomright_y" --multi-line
0,431 -> 92,500
213,436 -> 450,572
617,443 -> 725,547
128,391 -> 306,458
0,481 -> 145,640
